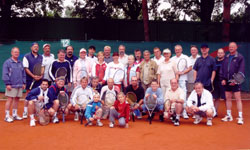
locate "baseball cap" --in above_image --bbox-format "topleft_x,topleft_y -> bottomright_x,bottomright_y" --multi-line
163,49 -> 171,54
80,48 -> 87,53
112,52 -> 119,57
43,43 -> 51,49
201,44 -> 208,48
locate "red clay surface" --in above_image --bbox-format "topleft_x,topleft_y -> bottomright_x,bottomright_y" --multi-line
0,100 -> 250,150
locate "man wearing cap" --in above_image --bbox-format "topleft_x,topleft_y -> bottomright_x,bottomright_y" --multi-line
193,44 -> 216,91
47,77 -> 67,123
157,48 -> 178,97
2,47 -> 26,122
187,45 -> 200,95
87,45 -> 98,63
42,44 -> 55,86
22,42 -> 44,119
49,49 -> 72,87
139,50 -> 158,91
103,52 -> 124,90
118,45 -> 129,67
151,47 -> 165,66
65,45 -> 78,68
170,44 -> 192,119
73,48 -> 93,87
104,46 -> 113,64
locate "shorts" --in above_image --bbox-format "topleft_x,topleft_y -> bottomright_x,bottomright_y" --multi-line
5,88 -> 23,98
187,83 -> 195,93
212,83 -> 225,99
225,83 -> 241,92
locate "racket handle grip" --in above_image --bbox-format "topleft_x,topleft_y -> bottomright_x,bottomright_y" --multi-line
62,113 -> 65,123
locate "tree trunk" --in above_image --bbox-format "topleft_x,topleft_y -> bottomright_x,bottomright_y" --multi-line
222,0 -> 234,41
1,0 -> 12,18
142,0 -> 150,41
200,0 -> 215,23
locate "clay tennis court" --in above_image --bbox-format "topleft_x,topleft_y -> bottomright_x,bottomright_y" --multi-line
1,100 -> 249,150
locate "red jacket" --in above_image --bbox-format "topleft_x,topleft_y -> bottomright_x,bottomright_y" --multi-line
114,100 -> 130,123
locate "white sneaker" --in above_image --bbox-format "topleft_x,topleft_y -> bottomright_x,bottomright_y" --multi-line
23,112 -> 28,119
221,115 -> 233,122
5,116 -> 13,123
194,116 -> 203,124
109,122 -> 114,128
97,120 -> 103,127
13,115 -> 23,120
206,119 -> 213,126
182,112 -> 189,119
52,116 -> 59,123
30,119 -> 36,127
74,113 -> 79,121
237,118 -> 244,125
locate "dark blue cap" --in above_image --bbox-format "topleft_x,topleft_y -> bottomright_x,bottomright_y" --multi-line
201,44 -> 208,48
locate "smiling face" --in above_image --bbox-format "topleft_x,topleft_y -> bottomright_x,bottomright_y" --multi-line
43,46 -> 51,56
41,81 -> 49,91
175,45 -> 182,56
11,47 -> 20,59
194,83 -> 203,96
56,79 -> 65,88
80,78 -> 88,89
153,48 -> 161,58
31,44 -> 39,54
217,49 -> 225,59
190,46 -> 198,57
229,42 -> 237,54
170,79 -> 178,91
66,46 -> 74,57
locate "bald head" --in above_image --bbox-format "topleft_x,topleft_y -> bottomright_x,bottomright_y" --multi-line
229,42 -> 237,55
217,48 -> 225,59
11,47 -> 20,60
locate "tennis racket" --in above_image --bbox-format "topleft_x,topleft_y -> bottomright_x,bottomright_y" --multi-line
126,92 -> 137,122
76,69 -> 88,84
229,72 -> 245,84
145,94 -> 157,124
102,91 -> 116,119
35,93 -> 50,125
76,94 -> 89,124
29,63 -> 42,90
177,58 -> 187,73
55,67 -> 67,79
58,92 -> 69,123
113,69 -> 125,84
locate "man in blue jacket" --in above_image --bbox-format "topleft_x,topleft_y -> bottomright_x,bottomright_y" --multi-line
26,79 -> 53,127
221,42 -> 245,125
2,47 -> 26,122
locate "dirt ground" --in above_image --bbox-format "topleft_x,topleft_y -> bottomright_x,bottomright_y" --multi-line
0,100 -> 250,150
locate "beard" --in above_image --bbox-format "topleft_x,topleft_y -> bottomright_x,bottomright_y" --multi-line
67,52 -> 73,56
119,51 -> 125,55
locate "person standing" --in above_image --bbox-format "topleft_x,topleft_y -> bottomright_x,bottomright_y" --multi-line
221,42 -> 245,125
104,46 -> 113,64
2,47 -> 26,122
118,45 -> 129,66
151,47 -> 164,66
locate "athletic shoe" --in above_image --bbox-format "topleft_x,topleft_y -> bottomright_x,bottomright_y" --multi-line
96,120 -> 103,127
237,117 -> 244,125
4,116 -> 13,123
182,111 -> 189,119
30,119 -> 36,127
109,122 -> 114,128
13,115 -> 23,121
221,115 -> 233,122
88,122 -> 93,126
174,119 -> 180,126
52,116 -> 59,123
194,116 -> 203,124
206,119 -> 213,126
74,113 -> 79,121
22,112 -> 28,119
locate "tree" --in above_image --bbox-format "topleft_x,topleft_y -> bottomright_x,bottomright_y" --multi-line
142,0 -> 150,41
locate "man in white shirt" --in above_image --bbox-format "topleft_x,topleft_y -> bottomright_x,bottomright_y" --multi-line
87,45 -> 98,63
187,45 -> 200,94
186,82 -> 216,126
151,47 -> 164,66
118,45 -> 128,66
42,44 -> 55,85
171,44 -> 192,119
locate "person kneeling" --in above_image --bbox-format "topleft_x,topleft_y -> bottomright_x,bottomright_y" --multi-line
164,79 -> 185,126
84,93 -> 103,127
109,92 -> 130,128
186,82 -> 216,126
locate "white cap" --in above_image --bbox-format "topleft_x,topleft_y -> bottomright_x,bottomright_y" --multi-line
43,43 -> 50,49
79,48 -> 87,53
163,49 -> 171,54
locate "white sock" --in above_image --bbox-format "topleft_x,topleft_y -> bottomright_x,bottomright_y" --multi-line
54,112 -> 57,117
12,109 -> 17,116
24,107 -> 28,113
176,114 -> 180,120
226,110 -> 231,116
238,112 -> 243,118
97,119 -> 100,122
75,112 -> 78,115
30,114 -> 34,120
5,110 -> 10,117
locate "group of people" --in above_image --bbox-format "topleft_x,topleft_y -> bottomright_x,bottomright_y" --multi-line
2,41 -> 245,128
